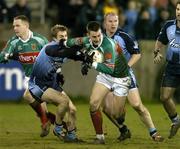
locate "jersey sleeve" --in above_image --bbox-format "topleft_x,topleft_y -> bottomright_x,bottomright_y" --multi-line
157,22 -> 169,45
66,37 -> 89,47
120,32 -> 140,54
0,38 -> 16,63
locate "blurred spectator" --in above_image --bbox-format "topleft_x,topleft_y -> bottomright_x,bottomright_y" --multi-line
146,0 -> 158,24
103,0 -> 119,15
57,0 -> 84,35
118,7 -> 126,29
8,0 -> 31,22
123,0 -> 138,37
168,0 -> 177,19
154,8 -> 170,38
155,0 -> 168,9
0,0 -> 8,23
76,0 -> 103,36
135,7 -> 155,40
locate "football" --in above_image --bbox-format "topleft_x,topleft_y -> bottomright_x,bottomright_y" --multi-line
88,50 -> 104,63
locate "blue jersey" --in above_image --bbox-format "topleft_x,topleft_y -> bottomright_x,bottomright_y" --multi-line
30,41 -> 68,88
157,19 -> 180,64
111,28 -> 140,62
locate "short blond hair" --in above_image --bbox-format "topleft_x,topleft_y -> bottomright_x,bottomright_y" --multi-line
50,24 -> 68,38
104,12 -> 118,20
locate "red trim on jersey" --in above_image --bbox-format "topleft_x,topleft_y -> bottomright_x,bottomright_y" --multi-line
18,52 -> 39,64
105,63 -> 114,68
116,43 -> 123,54
105,53 -> 112,59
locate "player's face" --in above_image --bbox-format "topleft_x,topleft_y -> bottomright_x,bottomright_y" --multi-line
13,19 -> 28,37
88,29 -> 102,46
176,4 -> 180,21
56,31 -> 68,41
104,15 -> 119,34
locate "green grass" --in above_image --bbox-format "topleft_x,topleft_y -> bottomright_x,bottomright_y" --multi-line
0,103 -> 180,149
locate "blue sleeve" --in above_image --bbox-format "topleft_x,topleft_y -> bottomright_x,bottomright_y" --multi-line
157,21 -> 170,45
119,32 -> 140,54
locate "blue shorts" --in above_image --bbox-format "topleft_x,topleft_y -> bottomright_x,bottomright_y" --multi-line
28,78 -> 63,103
161,62 -> 180,88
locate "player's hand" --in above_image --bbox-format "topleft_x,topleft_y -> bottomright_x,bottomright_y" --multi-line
8,51 -> 19,60
59,39 -> 66,48
154,52 -> 163,64
57,73 -> 65,86
81,62 -> 90,75
84,52 -> 95,64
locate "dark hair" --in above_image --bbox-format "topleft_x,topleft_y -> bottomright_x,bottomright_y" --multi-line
50,24 -> 68,38
86,21 -> 101,32
14,15 -> 29,23
176,0 -> 180,7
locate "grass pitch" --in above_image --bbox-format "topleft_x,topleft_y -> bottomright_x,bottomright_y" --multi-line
0,102 -> 180,149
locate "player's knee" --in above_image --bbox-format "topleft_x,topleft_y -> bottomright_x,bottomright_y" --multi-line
23,90 -> 34,103
69,107 -> 77,115
160,93 -> 171,102
89,98 -> 100,112
133,103 -> 145,114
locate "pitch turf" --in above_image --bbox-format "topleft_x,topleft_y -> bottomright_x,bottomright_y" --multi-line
0,102 -> 180,149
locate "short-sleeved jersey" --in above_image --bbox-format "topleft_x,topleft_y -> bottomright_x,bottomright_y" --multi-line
157,19 -> 180,64
110,28 -> 140,62
66,35 -> 129,78
0,31 -> 48,76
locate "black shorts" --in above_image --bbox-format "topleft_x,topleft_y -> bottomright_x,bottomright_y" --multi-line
161,62 -> 180,88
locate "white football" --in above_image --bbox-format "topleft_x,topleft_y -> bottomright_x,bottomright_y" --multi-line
88,50 -> 104,63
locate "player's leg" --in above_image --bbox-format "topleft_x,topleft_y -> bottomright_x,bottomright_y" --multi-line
160,67 -> 180,139
102,92 -> 131,141
160,87 -> 180,138
90,82 -> 109,144
41,88 -> 69,140
23,89 -> 52,137
128,88 -> 164,141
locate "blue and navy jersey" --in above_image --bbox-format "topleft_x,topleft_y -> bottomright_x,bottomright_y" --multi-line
157,19 -> 180,64
109,28 -> 140,62
30,41 -> 67,87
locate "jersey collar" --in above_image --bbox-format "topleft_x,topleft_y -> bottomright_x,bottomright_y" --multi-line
18,30 -> 33,42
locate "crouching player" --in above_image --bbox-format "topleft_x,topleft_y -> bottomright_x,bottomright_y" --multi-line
28,24 -> 85,142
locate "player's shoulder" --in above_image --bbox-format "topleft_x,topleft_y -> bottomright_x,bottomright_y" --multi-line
32,32 -> 48,45
163,19 -> 176,29
32,32 -> 47,40
7,35 -> 19,45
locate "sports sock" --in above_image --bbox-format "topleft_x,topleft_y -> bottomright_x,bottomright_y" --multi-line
119,125 -> 128,133
90,110 -> 103,135
169,113 -> 180,124
46,111 -> 56,124
116,116 -> 125,128
149,128 -> 157,136
29,101 -> 48,125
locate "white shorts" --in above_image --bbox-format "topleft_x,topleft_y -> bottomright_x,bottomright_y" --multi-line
24,76 -> 30,90
96,73 -> 131,97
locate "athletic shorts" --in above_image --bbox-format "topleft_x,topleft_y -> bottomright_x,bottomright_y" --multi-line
129,69 -> 138,90
28,78 -> 63,103
161,62 -> 180,88
96,73 -> 131,97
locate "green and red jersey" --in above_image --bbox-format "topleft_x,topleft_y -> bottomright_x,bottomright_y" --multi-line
66,35 -> 129,78
0,31 -> 48,77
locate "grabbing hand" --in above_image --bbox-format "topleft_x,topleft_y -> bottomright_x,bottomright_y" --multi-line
154,51 -> 163,64
84,51 -> 95,64
81,62 -> 90,75
59,39 -> 66,48
57,73 -> 65,86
